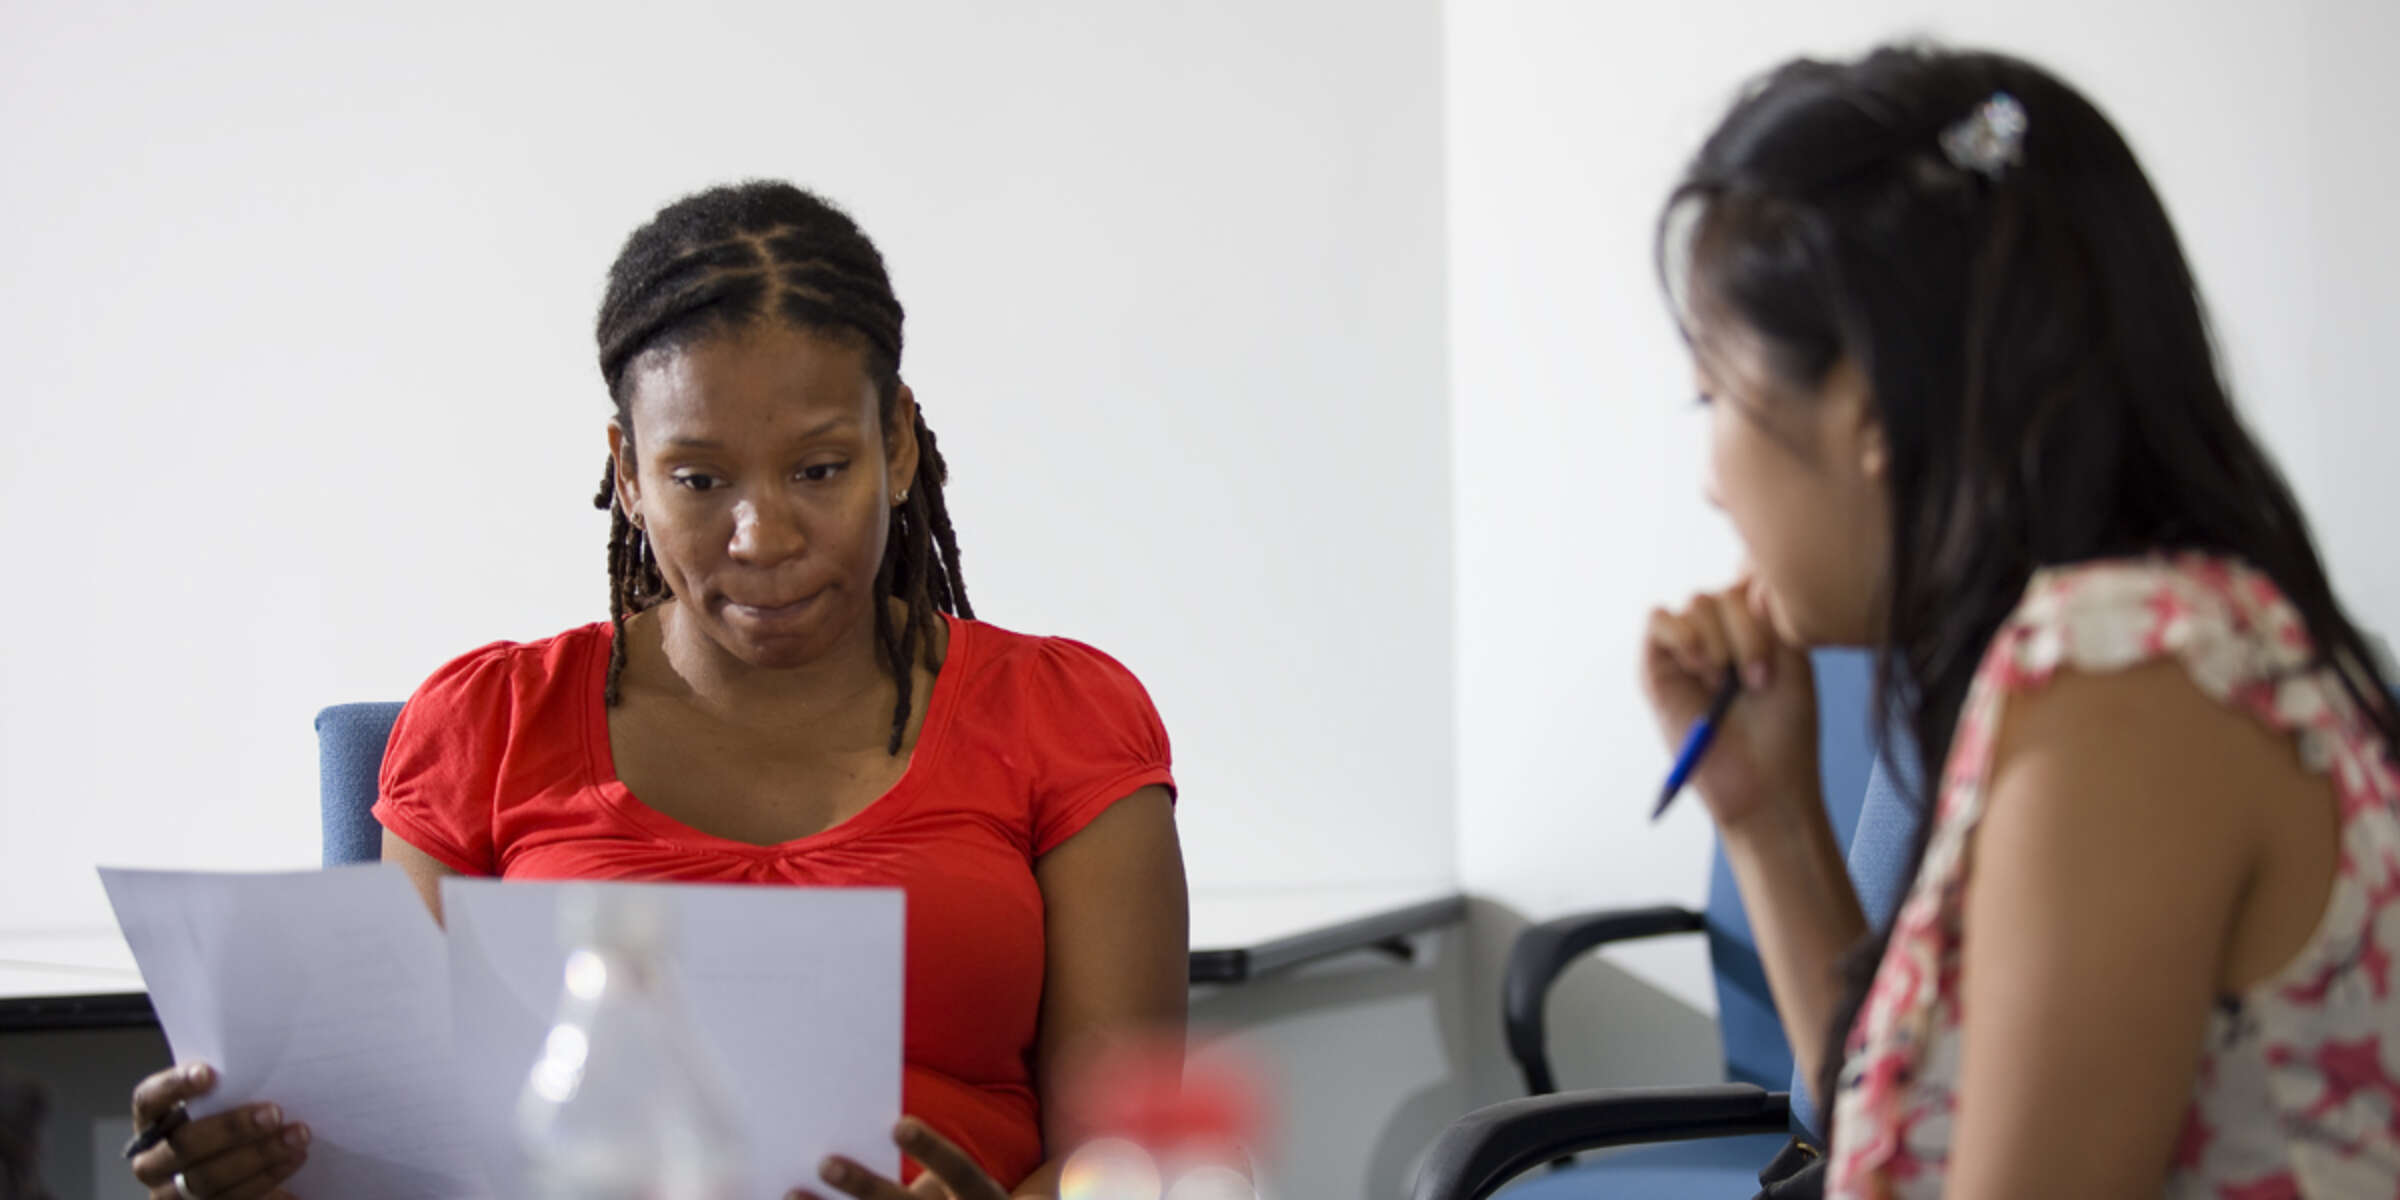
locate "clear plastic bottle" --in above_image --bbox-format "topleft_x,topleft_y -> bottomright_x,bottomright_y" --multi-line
516,885 -> 749,1200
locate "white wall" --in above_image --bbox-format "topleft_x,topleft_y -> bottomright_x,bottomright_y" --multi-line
0,0 -> 1455,932
1449,0 -> 2400,1012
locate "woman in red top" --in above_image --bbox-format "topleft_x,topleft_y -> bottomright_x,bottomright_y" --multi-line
124,181 -> 1189,1200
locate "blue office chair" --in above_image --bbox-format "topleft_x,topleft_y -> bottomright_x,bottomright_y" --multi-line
1416,682 -> 1924,1200
315,702 -> 404,866
1458,650 -> 1907,1198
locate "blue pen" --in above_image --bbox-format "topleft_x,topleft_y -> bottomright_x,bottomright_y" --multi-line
1652,666 -> 1742,821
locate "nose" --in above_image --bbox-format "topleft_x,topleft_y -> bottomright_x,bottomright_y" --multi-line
727,493 -> 806,564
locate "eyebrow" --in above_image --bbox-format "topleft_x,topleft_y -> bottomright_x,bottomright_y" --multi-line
659,416 -> 854,450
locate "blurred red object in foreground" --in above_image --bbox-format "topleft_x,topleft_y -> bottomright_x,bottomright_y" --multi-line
1059,1036 -> 1273,1159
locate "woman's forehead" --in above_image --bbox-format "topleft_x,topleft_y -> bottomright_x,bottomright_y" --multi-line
627,324 -> 879,434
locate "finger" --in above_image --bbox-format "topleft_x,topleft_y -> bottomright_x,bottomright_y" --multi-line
810,1156 -> 914,1200
1643,608 -> 1716,709
183,1122 -> 309,1199
133,1141 -> 178,1188
895,1118 -> 1005,1200
129,1110 -> 258,1188
1645,607 -> 1710,680
1681,594 -> 1734,675
133,1106 -> 282,1187
165,1104 -> 287,1172
1715,585 -> 1777,689
1744,574 -> 1798,648
132,1062 -> 215,1126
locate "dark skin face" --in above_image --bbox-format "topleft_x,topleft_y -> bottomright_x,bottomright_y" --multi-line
608,321 -> 920,694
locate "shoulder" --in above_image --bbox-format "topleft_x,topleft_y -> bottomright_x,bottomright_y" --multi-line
1994,553 -> 2311,695
944,617 -> 1172,769
1977,639 -> 2286,923
377,624 -> 607,873
381,622 -> 608,798
1983,552 -> 2324,820
950,617 -> 1159,707
948,619 -> 1177,847
1994,656 -> 2285,808
398,622 -> 610,727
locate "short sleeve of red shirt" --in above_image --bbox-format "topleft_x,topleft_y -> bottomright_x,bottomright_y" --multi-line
1011,637 -> 1175,856
371,639 -> 524,876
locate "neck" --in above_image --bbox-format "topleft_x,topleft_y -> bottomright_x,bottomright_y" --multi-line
641,599 -> 904,737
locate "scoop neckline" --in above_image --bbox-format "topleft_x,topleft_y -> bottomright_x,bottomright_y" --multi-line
578,612 -> 973,859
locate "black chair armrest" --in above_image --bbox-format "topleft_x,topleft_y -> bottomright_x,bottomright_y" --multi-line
1503,904 -> 1706,1094
1409,1083 -> 1791,1200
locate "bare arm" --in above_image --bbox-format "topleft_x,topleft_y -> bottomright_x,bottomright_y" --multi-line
1012,787 -> 1189,1198
1719,792 -> 1868,1099
1646,583 -> 1866,1103
380,830 -> 463,927
1946,661 -> 2301,1198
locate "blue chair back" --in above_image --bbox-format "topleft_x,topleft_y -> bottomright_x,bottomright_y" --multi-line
315,701 -> 404,866
1787,725 -> 1925,1138
1704,649 -> 1878,1089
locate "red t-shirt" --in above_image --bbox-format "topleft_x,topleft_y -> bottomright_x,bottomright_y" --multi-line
370,614 -> 1174,1189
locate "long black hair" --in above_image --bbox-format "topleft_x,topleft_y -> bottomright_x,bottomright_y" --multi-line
1659,45 -> 2400,1118
592,181 -> 972,753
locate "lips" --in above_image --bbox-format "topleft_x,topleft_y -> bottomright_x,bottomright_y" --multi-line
723,590 -> 825,625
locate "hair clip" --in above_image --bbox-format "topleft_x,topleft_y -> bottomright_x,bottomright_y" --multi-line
1939,92 -> 2028,179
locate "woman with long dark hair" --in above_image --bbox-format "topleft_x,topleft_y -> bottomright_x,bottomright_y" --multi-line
1643,46 -> 2400,1196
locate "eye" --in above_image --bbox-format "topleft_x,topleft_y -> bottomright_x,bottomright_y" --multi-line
798,461 -> 849,483
671,472 -> 722,492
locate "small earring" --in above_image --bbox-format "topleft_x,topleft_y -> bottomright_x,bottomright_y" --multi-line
894,489 -> 910,505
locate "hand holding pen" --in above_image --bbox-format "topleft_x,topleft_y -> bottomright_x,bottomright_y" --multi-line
1641,578 -> 1822,830
1655,665 -> 1742,819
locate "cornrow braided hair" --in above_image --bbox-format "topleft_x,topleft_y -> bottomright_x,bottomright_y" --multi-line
590,181 -> 971,753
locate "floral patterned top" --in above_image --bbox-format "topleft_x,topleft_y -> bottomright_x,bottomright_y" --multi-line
1827,555 -> 2400,1198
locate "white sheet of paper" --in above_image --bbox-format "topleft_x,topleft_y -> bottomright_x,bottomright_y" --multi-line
441,878 -> 904,1198
97,864 -> 490,1199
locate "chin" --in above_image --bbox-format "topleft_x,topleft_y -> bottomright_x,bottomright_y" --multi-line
1777,603 -> 1879,650
731,636 -> 835,670
706,600 -> 841,667
1760,598 -> 1846,650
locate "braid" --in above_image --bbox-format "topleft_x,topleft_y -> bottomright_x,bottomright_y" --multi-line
593,458 -> 668,705
869,409 -> 976,750
592,181 -> 971,754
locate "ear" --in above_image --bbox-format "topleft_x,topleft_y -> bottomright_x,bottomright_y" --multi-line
885,383 -> 922,506
1858,413 -> 1888,482
1823,356 -> 1886,481
606,420 -> 642,519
